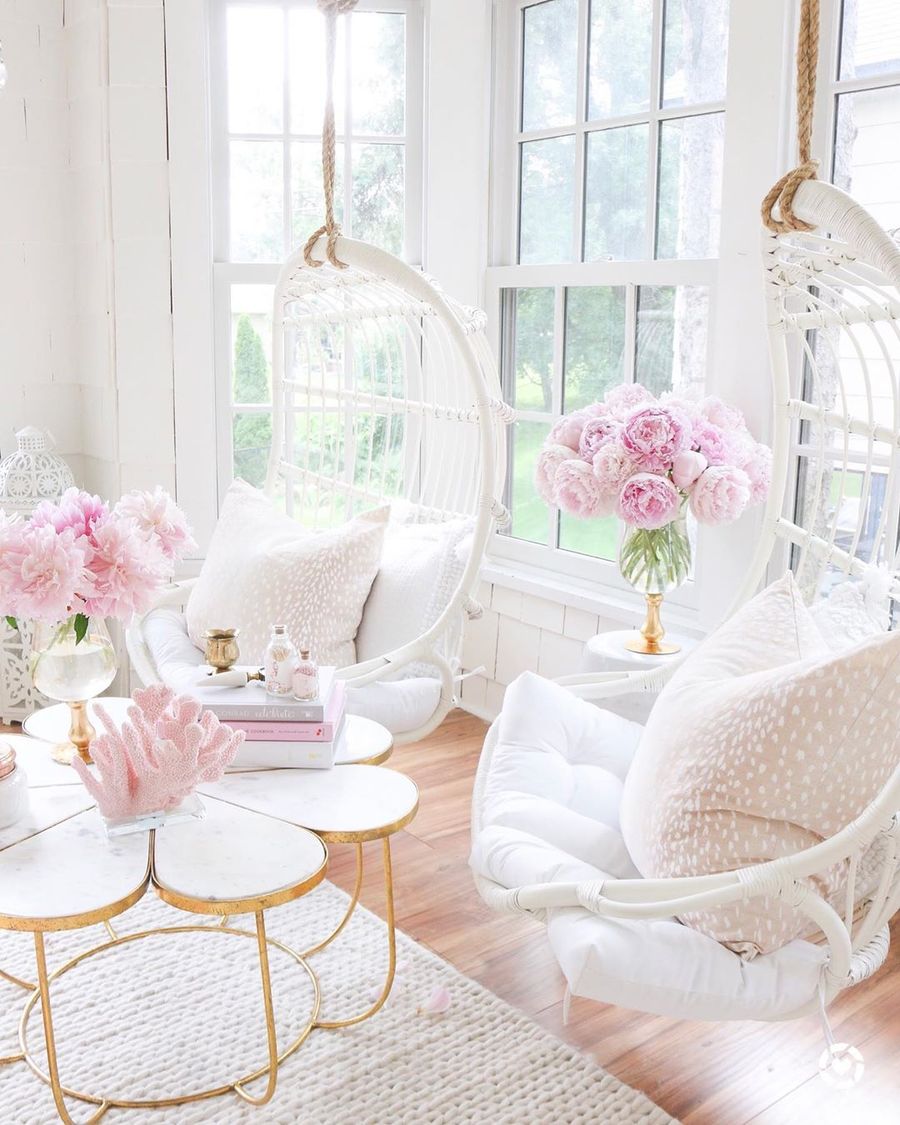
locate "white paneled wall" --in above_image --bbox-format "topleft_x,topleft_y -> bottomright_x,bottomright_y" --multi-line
460,578 -> 626,722
0,0 -> 79,472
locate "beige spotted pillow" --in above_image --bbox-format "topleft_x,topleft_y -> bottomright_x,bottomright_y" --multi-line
620,573 -> 900,957
186,481 -> 388,666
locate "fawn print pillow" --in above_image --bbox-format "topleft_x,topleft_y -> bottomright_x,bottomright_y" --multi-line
620,572 -> 900,957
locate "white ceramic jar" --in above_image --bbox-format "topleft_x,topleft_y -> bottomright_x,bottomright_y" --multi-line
0,742 -> 28,829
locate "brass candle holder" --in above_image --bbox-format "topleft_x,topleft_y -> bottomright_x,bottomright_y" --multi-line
203,628 -> 241,672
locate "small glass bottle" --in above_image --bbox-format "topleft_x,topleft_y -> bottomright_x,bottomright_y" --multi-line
263,625 -> 296,697
0,742 -> 28,830
292,648 -> 320,701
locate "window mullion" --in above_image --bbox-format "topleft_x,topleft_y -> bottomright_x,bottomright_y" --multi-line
282,2 -> 291,258
624,282 -> 638,386
573,0 -> 590,263
646,0 -> 664,260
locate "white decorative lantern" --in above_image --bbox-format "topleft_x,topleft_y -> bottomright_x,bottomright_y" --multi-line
0,427 -> 75,515
0,427 -> 74,723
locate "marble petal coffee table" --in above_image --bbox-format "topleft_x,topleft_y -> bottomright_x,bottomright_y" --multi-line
0,730 -> 418,1122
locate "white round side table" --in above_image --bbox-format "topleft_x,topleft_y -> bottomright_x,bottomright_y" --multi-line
580,630 -> 697,723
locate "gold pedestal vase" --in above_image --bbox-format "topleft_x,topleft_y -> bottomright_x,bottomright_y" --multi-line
29,616 -> 117,764
618,516 -> 691,656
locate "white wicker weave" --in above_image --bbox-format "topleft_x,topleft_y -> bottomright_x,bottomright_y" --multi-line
471,179 -> 900,1026
128,235 -> 510,741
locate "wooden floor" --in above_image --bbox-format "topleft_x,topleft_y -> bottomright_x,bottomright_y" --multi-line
4,709 -> 898,1122
325,710 -> 900,1125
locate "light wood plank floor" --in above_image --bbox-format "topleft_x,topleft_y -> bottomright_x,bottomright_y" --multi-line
5,710 -> 898,1123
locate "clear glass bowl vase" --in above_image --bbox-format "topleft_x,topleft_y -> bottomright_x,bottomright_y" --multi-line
617,516 -> 692,595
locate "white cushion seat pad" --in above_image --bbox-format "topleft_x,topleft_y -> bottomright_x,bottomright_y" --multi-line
470,672 -> 827,1022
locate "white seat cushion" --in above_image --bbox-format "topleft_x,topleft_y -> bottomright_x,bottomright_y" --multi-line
470,671 -> 827,1021
142,608 -> 440,737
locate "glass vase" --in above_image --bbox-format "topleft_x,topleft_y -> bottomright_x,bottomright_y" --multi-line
618,516 -> 691,655
30,616 -> 117,764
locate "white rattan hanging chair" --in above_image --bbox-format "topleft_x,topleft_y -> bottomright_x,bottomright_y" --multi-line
127,0 -> 511,741
470,26 -> 900,1061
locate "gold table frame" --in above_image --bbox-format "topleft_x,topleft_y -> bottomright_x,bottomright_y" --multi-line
0,752 -> 417,1124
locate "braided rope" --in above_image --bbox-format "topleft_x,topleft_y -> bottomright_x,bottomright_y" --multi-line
761,0 -> 820,233
303,0 -> 360,269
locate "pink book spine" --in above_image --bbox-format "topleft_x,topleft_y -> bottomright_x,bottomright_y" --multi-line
226,682 -> 345,742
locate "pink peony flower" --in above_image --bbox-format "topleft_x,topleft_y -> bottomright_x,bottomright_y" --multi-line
31,488 -> 108,547
689,465 -> 751,525
115,487 -> 197,565
659,392 -> 702,425
578,415 -> 622,461
583,402 -> 612,419
604,382 -> 654,420
548,409 -> 592,453
81,515 -> 167,620
700,395 -> 746,431
621,406 -> 690,473
691,419 -> 742,466
740,442 -> 772,505
672,449 -> 708,490
592,442 -> 637,497
554,459 -> 615,519
0,524 -> 86,624
617,473 -> 681,530
534,444 -> 572,504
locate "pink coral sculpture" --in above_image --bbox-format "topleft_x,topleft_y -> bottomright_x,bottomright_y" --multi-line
72,684 -> 244,820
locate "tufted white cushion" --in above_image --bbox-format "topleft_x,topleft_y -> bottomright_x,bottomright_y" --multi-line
470,671 -> 829,1021
356,514 -> 472,673
621,572 -> 900,957
185,481 -> 387,667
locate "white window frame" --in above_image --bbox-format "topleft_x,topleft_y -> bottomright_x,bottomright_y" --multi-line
486,0 -> 795,628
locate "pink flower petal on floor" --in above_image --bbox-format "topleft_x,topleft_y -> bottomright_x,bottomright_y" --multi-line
418,985 -> 452,1015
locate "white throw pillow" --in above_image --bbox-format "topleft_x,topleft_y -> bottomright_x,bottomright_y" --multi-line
621,572 -> 900,957
355,514 -> 472,671
185,481 -> 388,667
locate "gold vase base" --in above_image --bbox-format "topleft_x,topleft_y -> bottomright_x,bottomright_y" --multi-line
624,636 -> 681,656
51,741 -> 92,766
625,593 -> 681,657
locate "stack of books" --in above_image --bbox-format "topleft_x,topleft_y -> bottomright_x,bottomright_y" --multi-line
193,668 -> 345,769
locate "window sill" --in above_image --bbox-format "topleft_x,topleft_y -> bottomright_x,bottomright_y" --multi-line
479,556 -> 705,639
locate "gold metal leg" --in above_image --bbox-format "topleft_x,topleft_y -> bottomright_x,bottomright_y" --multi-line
233,911 -> 279,1107
34,931 -> 109,1125
315,838 -> 397,1029
301,842 -> 364,958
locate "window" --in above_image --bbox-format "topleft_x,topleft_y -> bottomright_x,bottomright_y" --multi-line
488,0 -> 734,597
209,0 -> 423,493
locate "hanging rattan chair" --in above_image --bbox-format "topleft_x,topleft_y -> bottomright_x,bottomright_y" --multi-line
470,178 -> 900,1060
128,235 -> 511,741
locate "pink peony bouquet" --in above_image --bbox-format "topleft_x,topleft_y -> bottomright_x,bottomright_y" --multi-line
536,384 -> 771,593
0,486 -> 196,642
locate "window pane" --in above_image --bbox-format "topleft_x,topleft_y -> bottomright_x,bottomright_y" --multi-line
508,420 -> 551,544
289,9 -> 346,135
584,124 -> 649,260
588,0 -> 652,119
522,0 -> 578,131
352,413 -> 405,498
519,135 -> 576,263
351,143 -> 404,253
292,140 -> 344,248
839,0 -> 900,80
635,286 -> 709,398
834,87 -> 900,230
230,140 -> 284,262
512,288 -> 554,410
227,6 -> 283,133
559,512 -> 618,559
233,411 -> 272,489
662,0 -> 729,108
231,285 -> 274,405
563,287 -> 627,409
656,112 -> 724,259
352,12 -> 405,135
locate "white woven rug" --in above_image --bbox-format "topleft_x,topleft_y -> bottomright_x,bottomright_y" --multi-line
0,882 -> 675,1124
